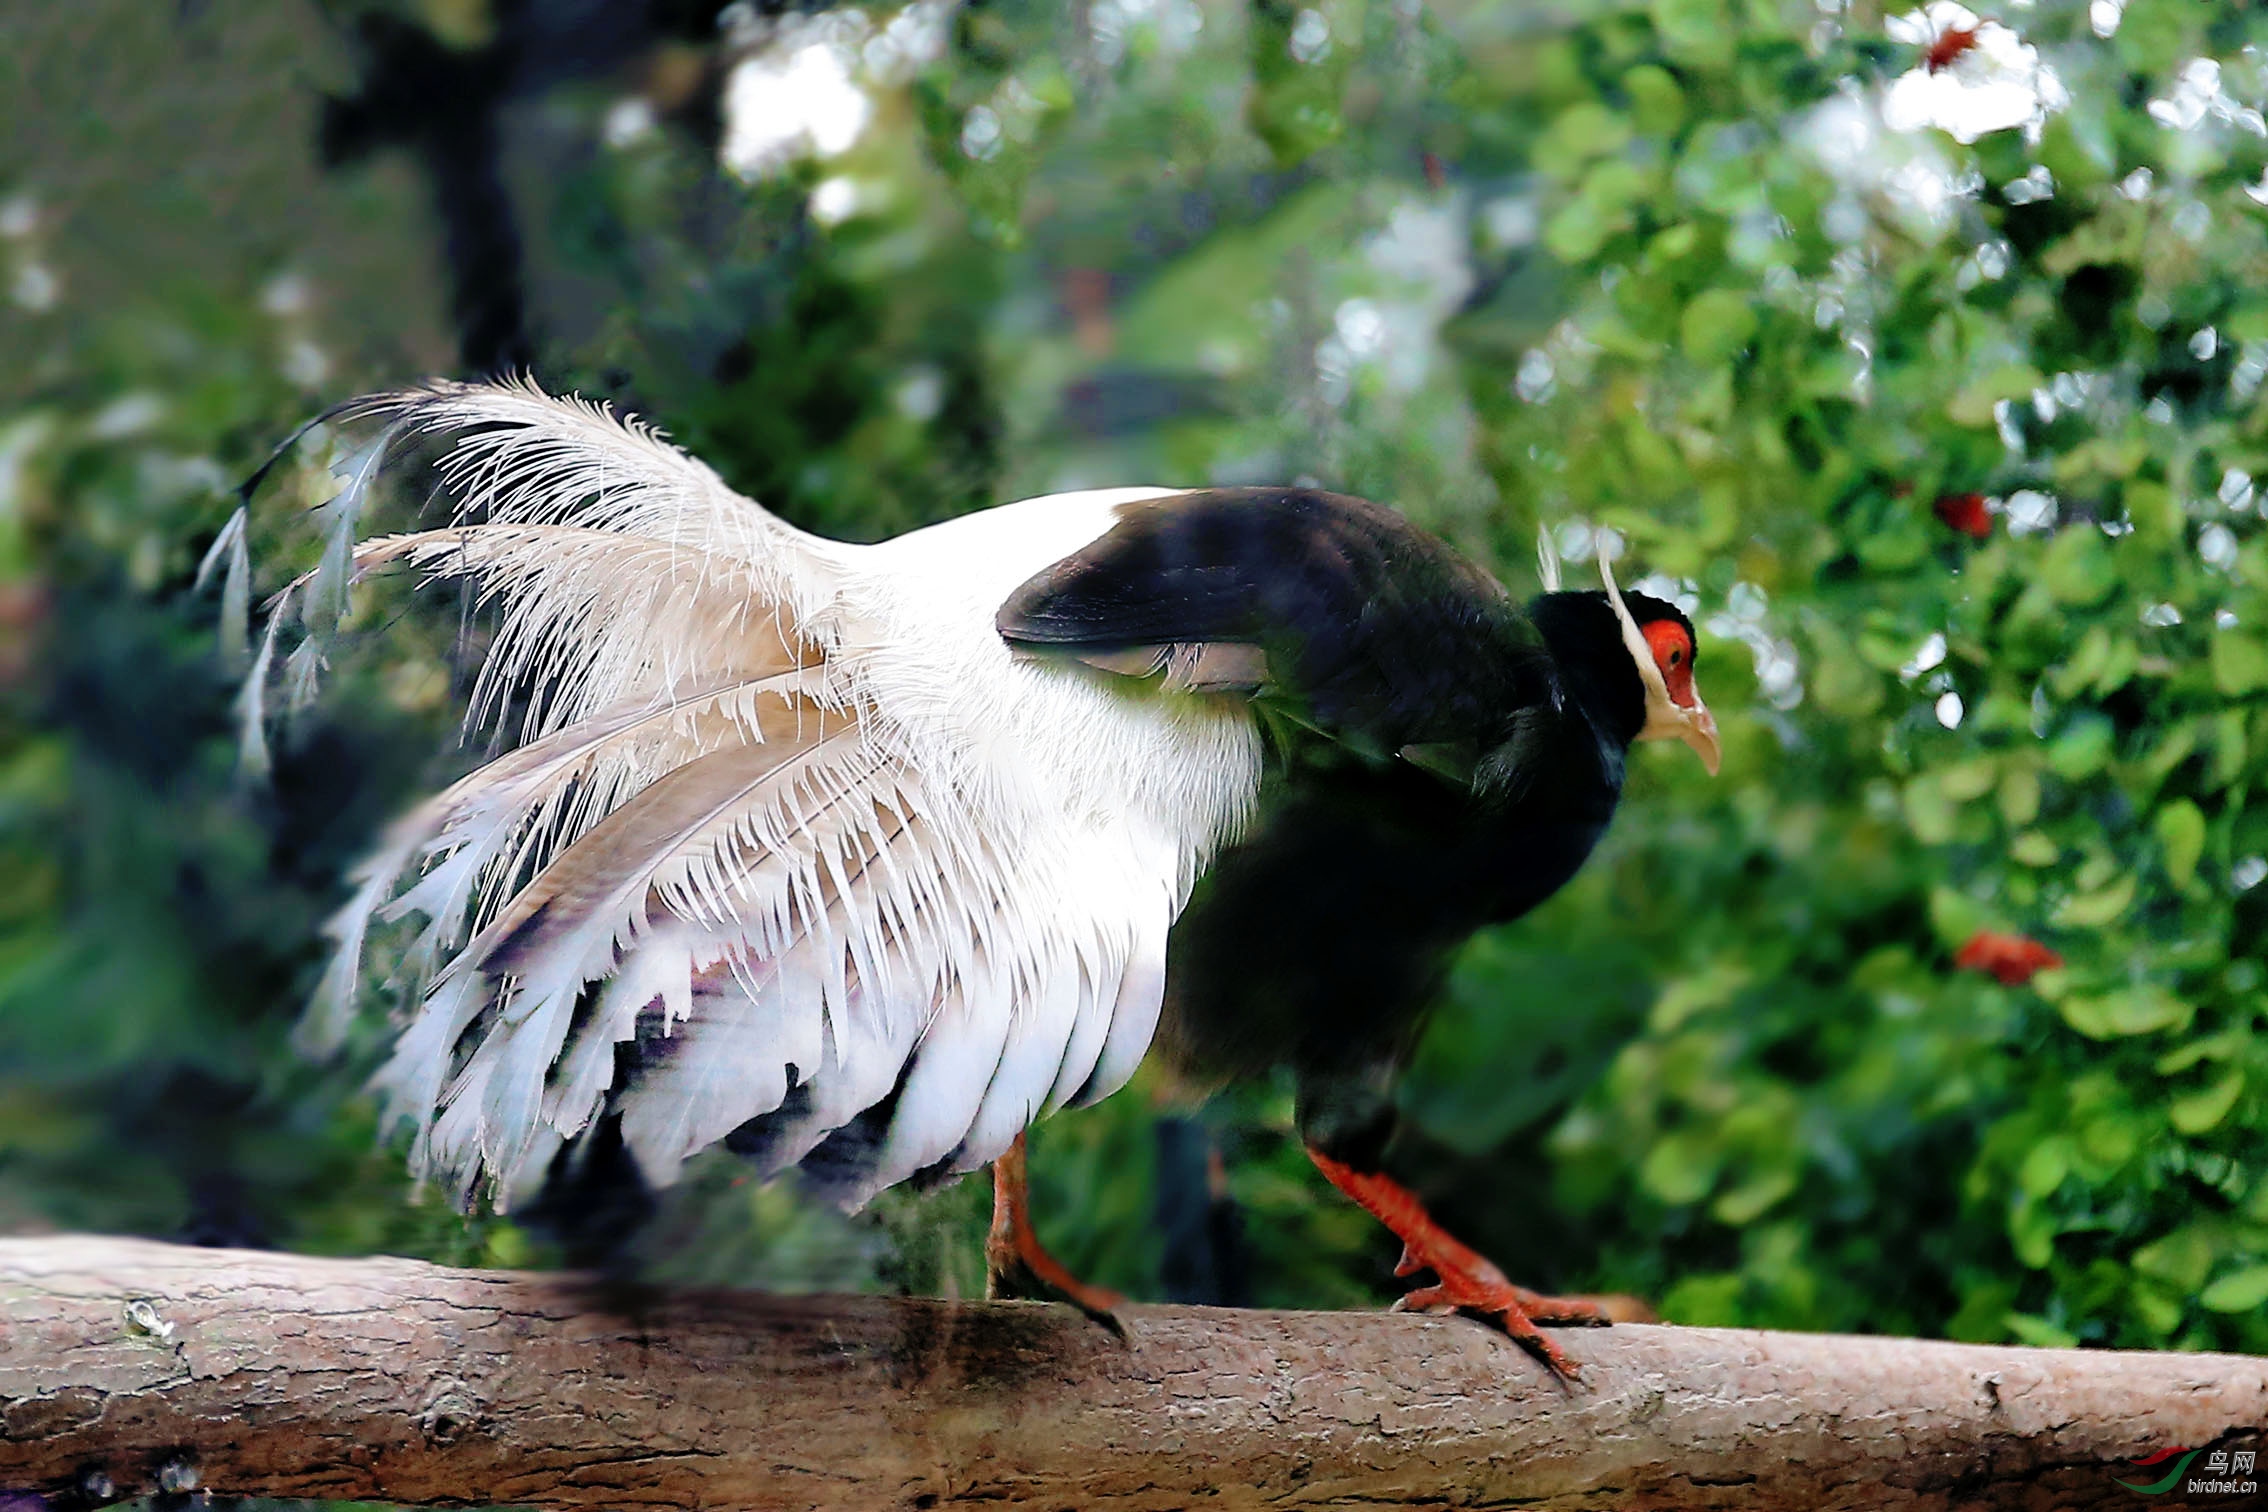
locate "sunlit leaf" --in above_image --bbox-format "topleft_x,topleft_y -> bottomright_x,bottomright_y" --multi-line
2169,1072 -> 2244,1136
2155,800 -> 2206,889
2058,985 -> 2191,1040
2200,1265 -> 2268,1314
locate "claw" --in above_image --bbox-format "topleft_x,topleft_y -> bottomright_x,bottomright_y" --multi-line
1517,1288 -> 1614,1326
988,1132 -> 1127,1334
1391,1273 -> 1601,1376
1306,1145 -> 1614,1382
1424,1285 -> 1581,1379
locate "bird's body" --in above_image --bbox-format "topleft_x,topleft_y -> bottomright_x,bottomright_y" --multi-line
991,492 -> 1707,1167
317,467 -> 1262,1214
247,380 -> 1715,1375
1160,722 -> 1617,1159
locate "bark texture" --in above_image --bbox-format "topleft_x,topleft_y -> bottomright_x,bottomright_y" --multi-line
2,1235 -> 2263,1511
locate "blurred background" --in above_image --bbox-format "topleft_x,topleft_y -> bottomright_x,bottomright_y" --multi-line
4,0 -> 2266,1372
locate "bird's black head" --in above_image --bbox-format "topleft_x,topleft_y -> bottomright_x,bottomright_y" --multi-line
1528,587 -> 1718,773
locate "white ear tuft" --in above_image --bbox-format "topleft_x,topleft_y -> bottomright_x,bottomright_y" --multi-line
1600,549 -> 1660,694
1536,525 -> 1562,592
1599,547 -> 1636,636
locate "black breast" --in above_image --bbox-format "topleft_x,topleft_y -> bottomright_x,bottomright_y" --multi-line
1156,700 -> 1624,1089
998,490 -> 1641,1104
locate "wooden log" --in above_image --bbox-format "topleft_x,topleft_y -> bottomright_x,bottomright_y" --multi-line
2,1235 -> 2262,1510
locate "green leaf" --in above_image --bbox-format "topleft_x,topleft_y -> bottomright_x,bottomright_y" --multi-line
1647,222 -> 1700,263
1711,1166 -> 1798,1226
1640,1129 -> 1724,1205
2079,1112 -> 2140,1172
2009,1199 -> 2059,1270
1939,758 -> 1998,801
2052,625 -> 2113,698
1650,961 -> 1754,1032
2051,872 -> 2135,928
2131,1281 -> 2185,1339
2141,722 -> 2200,783
1809,635 -> 1884,716
2211,710 -> 2249,786
1113,183 -> 1356,371
2211,631 -> 2268,696
2116,0 -> 2201,73
2125,480 -> 2182,543
1946,1279 -> 2021,1343
2018,1137 -> 2070,1198
1652,0 -> 1732,66
1544,198 -> 1613,264
2170,1071 -> 2245,1135
1929,885 -> 1989,948
1660,1272 -> 1746,1327
1680,289 -> 1758,365
2157,1030 -> 2244,1074
2058,984 -> 2191,1040
1998,768 -> 2042,827
2047,715 -> 2115,780
1623,64 -> 1686,136
2200,1266 -> 2268,1314
2040,530 -> 2117,608
1543,102 -> 1633,167
2156,800 -> 2206,888
1947,364 -> 2042,428
2133,1226 -> 2217,1291
2010,830 -> 2060,867
1582,158 -> 1650,216
1904,776 -> 1959,845
2004,1312 -> 2078,1348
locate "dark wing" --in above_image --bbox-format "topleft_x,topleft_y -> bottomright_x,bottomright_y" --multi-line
996,487 -> 1559,758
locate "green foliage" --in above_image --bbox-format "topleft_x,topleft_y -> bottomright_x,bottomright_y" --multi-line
1432,0 -> 2268,1355
3,0 -> 2264,1364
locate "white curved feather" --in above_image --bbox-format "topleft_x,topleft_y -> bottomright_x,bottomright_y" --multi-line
950,955 -> 1090,1176
1064,898 -> 1171,1110
251,382 -> 1263,1212
300,663 -> 820,1055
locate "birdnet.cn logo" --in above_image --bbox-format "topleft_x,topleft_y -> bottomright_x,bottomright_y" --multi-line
2116,1447 -> 2258,1497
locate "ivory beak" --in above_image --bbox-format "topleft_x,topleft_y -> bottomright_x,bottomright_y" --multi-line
1600,553 -> 1721,777
1680,702 -> 1721,776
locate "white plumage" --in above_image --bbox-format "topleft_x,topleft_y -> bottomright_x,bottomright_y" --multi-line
246,380 -> 1261,1212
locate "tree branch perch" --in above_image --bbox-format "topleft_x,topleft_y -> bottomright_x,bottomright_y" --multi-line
3,1235 -> 2262,1509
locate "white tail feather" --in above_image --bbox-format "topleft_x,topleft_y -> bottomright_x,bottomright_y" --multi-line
242,381 -> 1260,1211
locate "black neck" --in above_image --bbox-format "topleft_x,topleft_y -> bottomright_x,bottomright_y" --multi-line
1526,590 -> 1649,748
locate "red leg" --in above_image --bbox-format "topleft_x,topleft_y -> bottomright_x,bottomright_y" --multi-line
987,1132 -> 1125,1327
1308,1145 -> 1610,1378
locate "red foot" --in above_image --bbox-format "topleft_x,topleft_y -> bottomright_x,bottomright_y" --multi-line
1308,1146 -> 1609,1379
988,1132 -> 1126,1329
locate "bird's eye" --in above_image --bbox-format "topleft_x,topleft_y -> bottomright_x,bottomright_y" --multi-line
1668,647 -> 1683,666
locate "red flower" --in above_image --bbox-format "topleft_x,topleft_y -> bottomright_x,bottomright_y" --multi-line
1955,930 -> 2062,986
1924,24 -> 1981,73
1933,492 -> 1993,539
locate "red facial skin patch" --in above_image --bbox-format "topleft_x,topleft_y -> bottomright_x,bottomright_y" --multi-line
1642,620 -> 1698,709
